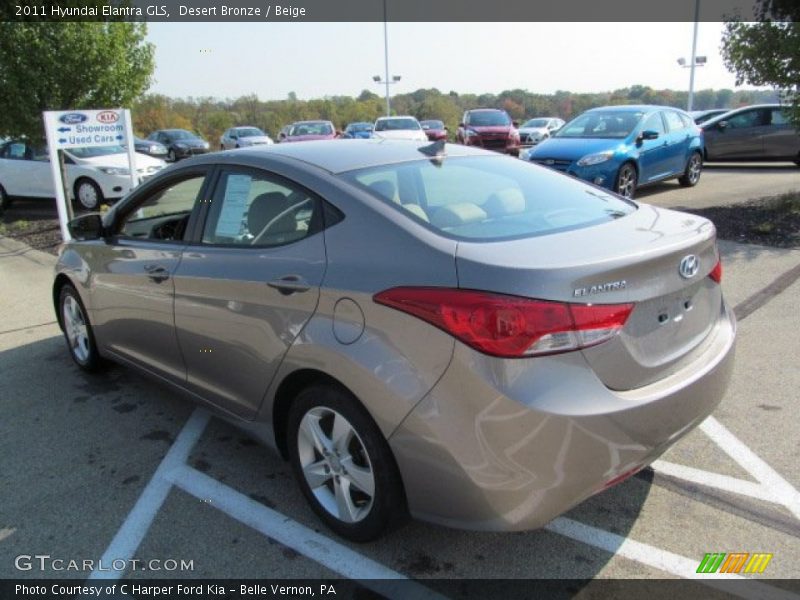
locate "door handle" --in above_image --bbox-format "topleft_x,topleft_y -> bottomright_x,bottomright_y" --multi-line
268,275 -> 310,295
144,264 -> 170,282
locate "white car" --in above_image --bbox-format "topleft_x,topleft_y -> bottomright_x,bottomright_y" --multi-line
0,141 -> 166,211
518,117 -> 565,149
372,116 -> 428,141
220,126 -> 274,150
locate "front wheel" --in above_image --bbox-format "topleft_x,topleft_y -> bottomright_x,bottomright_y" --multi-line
59,284 -> 104,372
74,178 -> 103,211
287,384 -> 407,542
679,152 -> 703,187
614,163 -> 637,199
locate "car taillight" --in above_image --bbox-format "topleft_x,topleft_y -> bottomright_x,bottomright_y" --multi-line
709,258 -> 722,283
373,287 -> 633,358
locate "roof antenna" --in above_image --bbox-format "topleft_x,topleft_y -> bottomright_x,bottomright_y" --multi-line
418,139 -> 447,163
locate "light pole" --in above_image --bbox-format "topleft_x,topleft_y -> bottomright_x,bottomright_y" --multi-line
677,55 -> 707,112
684,0 -> 702,112
372,0 -> 401,116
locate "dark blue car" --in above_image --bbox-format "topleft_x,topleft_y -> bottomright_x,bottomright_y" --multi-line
342,122 -> 374,139
524,105 -> 704,198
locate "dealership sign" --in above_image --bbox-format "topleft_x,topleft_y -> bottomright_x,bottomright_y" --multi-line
43,108 -> 137,241
46,108 -> 130,150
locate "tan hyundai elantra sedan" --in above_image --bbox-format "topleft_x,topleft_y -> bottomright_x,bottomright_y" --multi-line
54,140 -> 735,541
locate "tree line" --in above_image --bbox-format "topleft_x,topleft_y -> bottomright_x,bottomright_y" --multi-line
132,86 -> 779,146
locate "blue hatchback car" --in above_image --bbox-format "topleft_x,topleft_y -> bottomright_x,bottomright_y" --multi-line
342,122 -> 374,139
524,105 -> 704,198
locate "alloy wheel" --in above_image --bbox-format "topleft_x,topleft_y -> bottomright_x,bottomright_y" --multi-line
296,406 -> 375,524
62,295 -> 90,363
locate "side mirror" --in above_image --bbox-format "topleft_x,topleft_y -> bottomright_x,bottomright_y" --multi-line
459,123 -> 465,128
512,121 -> 519,128
335,130 -> 343,137
68,213 -> 104,240
639,129 -> 660,141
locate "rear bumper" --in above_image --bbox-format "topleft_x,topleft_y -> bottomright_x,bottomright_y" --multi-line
389,302 -> 736,531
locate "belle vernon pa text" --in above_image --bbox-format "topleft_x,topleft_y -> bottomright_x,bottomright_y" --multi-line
16,583 -> 338,597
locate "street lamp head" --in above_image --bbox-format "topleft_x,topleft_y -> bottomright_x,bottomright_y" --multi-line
677,57 -> 686,66
696,56 -> 707,65
392,75 -> 401,82
372,75 -> 381,82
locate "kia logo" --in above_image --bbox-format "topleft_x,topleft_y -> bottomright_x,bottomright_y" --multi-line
96,111 -> 119,124
59,113 -> 87,125
679,255 -> 700,279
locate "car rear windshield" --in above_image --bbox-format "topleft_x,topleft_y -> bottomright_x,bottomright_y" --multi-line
523,119 -> 549,128
421,120 -> 444,129
291,122 -> 333,136
236,128 -> 264,137
341,155 -> 636,241
467,111 -> 511,127
375,118 -> 421,131
556,111 -> 644,139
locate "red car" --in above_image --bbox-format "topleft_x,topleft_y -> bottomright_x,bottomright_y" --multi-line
420,119 -> 448,141
279,120 -> 338,143
456,109 -> 520,155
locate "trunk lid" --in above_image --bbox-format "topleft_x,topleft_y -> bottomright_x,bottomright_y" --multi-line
454,204 -> 723,390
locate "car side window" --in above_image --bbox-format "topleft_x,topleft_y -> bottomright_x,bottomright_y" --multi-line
202,169 -> 319,247
642,113 -> 666,135
117,175 -> 206,242
2,142 -> 27,159
770,109 -> 789,126
664,111 -> 685,132
679,113 -> 695,128
727,110 -> 763,129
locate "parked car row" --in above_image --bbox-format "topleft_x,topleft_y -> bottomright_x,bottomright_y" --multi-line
519,102 -> 799,198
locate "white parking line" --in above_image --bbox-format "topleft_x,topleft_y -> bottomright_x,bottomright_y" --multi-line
88,409 -> 443,600
700,416 -> 800,520
88,410 -> 210,580
652,460 -> 775,503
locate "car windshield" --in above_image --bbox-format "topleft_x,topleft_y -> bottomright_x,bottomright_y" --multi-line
522,119 -> 549,128
556,111 -> 644,139
347,123 -> 373,132
375,118 -> 421,131
67,146 -> 126,158
166,130 -> 198,140
341,155 -> 635,241
235,128 -> 264,137
467,111 -> 511,127
421,120 -> 444,129
290,122 -> 333,136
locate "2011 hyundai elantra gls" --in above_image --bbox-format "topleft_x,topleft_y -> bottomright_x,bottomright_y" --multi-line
54,140 -> 735,541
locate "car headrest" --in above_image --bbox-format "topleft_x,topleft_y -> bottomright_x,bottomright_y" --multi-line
431,203 -> 487,229
247,191 -> 290,235
368,179 -> 397,203
483,188 -> 526,217
402,203 -> 429,222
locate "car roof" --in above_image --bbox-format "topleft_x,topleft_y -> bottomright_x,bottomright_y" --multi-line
586,105 -> 683,113
466,108 -> 507,113
376,115 -> 418,120
190,139 -> 492,175
701,104 -> 784,126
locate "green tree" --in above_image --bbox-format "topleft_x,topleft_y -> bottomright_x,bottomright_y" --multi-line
721,0 -> 800,126
0,22 -> 154,141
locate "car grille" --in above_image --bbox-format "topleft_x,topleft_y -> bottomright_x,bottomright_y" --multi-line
479,136 -> 508,151
533,158 -> 572,172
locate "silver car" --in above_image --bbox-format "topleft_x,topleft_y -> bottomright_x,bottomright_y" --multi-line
220,126 -> 274,150
54,140 -> 736,541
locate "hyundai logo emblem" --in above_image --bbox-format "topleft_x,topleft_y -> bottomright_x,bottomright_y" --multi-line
679,255 -> 700,279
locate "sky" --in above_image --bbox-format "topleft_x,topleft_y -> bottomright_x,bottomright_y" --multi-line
145,22 -> 758,101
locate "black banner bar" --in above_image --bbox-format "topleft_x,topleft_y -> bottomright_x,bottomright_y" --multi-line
1,0 -> 766,23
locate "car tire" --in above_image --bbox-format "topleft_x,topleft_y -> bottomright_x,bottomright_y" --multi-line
679,152 -> 703,187
614,163 -> 637,199
287,384 -> 407,542
0,184 -> 11,215
167,149 -> 176,162
74,178 -> 103,211
59,283 -> 105,372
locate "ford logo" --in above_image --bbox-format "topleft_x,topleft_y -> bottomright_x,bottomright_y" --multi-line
679,254 -> 700,279
59,113 -> 87,125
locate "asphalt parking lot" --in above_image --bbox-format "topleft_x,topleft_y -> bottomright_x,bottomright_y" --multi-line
1,165 -> 799,597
